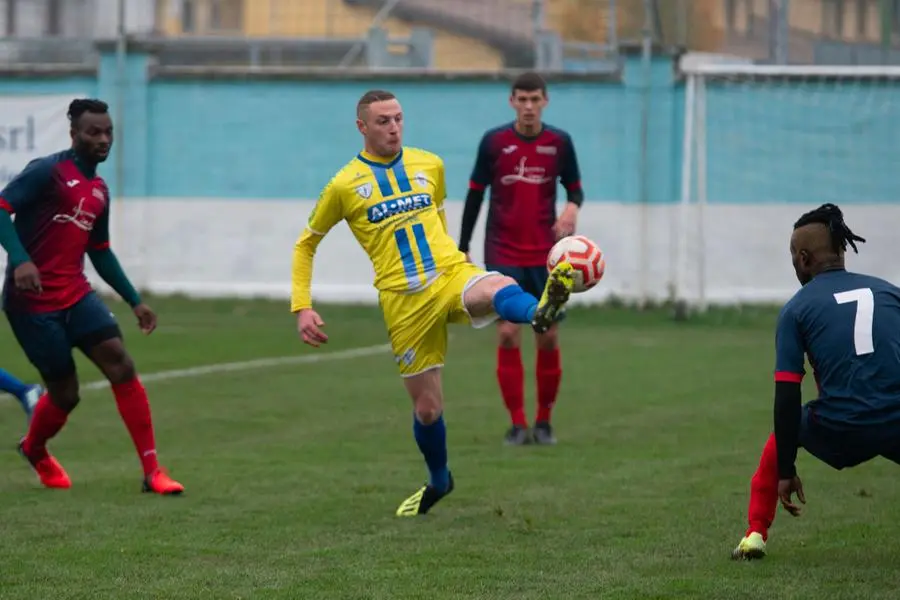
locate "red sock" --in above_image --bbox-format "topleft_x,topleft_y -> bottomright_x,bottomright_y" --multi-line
536,348 -> 562,423
746,433 -> 779,540
497,346 -> 527,427
112,377 -> 159,476
22,394 -> 70,459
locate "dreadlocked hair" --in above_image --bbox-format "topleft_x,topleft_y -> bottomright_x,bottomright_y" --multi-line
67,98 -> 109,125
793,203 -> 866,255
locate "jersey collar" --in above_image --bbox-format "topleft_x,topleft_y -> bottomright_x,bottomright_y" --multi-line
67,149 -> 97,179
357,149 -> 403,169
510,121 -> 544,142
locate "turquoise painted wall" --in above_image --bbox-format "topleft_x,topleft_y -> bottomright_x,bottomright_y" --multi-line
1,53 -> 897,204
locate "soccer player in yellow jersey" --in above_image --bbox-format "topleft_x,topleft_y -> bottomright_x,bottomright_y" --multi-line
291,90 -> 575,517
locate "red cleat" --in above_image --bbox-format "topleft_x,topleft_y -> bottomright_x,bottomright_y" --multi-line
18,440 -> 72,489
142,468 -> 184,496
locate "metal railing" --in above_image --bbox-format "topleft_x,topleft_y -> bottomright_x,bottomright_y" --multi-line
0,0 -> 899,70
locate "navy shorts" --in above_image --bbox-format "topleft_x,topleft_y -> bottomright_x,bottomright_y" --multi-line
5,291 -> 121,382
800,405 -> 900,469
487,264 -> 549,300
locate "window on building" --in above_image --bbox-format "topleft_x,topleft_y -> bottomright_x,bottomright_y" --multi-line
893,0 -> 900,35
823,0 -> 846,37
181,0 -> 195,33
725,0 -> 736,32
743,0 -> 755,36
856,0 -> 869,38
46,0 -> 62,35
724,0 -> 756,34
4,0 -> 16,36
209,0 -> 242,32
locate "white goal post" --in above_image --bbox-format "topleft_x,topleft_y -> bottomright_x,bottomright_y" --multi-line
674,53 -> 900,314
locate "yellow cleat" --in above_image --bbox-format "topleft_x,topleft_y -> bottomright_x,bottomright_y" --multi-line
395,473 -> 455,517
532,262 -> 575,334
731,532 -> 767,560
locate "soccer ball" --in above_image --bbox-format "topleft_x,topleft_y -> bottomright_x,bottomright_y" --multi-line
546,235 -> 605,293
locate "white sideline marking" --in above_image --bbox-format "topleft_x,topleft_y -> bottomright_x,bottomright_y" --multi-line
80,343 -> 392,392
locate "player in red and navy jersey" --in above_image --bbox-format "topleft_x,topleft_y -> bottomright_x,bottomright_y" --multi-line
732,204 -> 900,560
458,72 -> 584,446
0,99 -> 183,495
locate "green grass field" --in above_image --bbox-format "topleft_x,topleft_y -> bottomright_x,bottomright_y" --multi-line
2,296 -> 900,599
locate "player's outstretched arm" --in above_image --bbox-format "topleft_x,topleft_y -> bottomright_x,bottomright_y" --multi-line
292,180 -> 344,348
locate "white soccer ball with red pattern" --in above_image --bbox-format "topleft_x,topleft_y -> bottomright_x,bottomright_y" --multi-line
546,235 -> 605,293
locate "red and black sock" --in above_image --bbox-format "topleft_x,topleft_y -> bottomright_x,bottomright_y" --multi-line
497,346 -> 527,428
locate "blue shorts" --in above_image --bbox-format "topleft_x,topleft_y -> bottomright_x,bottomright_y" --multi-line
486,264 -> 549,300
4,291 -> 121,382
800,405 -> 900,469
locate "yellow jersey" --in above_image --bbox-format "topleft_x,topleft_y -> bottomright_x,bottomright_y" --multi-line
291,147 -> 467,312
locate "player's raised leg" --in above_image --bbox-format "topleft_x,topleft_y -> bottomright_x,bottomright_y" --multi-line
73,292 -> 183,496
463,265 -> 574,335
0,367 -> 42,418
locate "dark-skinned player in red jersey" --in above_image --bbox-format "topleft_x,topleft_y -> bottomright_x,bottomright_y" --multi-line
733,203 -> 900,560
0,99 -> 184,495
458,72 -> 584,446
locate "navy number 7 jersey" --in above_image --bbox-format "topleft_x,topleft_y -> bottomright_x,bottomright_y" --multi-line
775,269 -> 900,428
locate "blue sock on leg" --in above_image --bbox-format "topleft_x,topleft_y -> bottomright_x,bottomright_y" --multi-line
0,368 -> 29,400
413,413 -> 450,492
493,284 -> 538,323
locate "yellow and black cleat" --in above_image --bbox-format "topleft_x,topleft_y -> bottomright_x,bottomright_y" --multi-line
396,472 -> 455,517
532,262 -> 575,334
731,532 -> 767,560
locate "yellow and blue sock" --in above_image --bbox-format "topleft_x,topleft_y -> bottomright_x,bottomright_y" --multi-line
493,284 -> 538,323
413,413 -> 450,492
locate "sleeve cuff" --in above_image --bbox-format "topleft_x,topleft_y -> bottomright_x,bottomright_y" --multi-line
774,371 -> 804,383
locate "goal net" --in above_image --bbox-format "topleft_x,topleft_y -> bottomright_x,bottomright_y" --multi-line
674,53 -> 900,313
